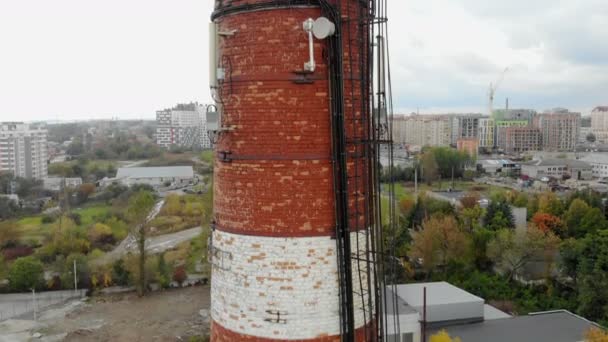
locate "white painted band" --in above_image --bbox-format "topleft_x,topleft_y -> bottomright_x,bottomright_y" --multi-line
210,229 -> 374,339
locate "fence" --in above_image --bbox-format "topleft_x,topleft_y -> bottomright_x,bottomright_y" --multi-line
0,289 -> 86,321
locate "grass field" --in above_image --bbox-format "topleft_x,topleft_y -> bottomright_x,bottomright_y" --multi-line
16,204 -> 113,243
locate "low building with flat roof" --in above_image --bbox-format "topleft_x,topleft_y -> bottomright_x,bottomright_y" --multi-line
385,282 -> 600,342
521,159 -> 592,180
113,166 -> 195,187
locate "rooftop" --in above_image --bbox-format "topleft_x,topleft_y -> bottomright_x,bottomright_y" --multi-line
395,282 -> 483,308
430,310 -> 599,342
116,166 -> 194,179
581,153 -> 608,165
523,158 -> 591,168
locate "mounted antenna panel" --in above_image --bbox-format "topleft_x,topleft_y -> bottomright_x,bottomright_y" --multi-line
312,17 -> 335,39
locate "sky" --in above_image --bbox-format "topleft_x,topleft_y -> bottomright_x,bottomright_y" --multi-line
0,0 -> 606,121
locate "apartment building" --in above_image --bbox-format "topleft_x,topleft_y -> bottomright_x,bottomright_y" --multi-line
156,102 -> 211,149
591,106 -> 608,142
396,115 -> 451,147
505,127 -> 541,153
0,122 -> 48,179
495,120 -> 528,151
478,118 -> 495,149
534,110 -> 580,151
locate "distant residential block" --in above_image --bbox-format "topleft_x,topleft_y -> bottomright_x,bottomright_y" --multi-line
393,114 -> 451,147
505,127 -> 541,153
533,109 -> 580,151
156,102 -> 211,149
0,122 -> 48,179
591,106 -> 608,142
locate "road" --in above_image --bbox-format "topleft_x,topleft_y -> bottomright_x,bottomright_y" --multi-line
97,226 -> 203,265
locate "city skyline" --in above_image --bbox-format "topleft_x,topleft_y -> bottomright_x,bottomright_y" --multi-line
1,0 -> 607,121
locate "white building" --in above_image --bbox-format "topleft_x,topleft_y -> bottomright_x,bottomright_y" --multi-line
156,103 -> 211,149
591,106 -> 608,142
521,159 -> 592,180
394,115 -> 451,147
43,177 -> 83,191
114,166 -> 195,187
0,122 -> 48,179
385,281 -> 511,342
581,153 -> 608,179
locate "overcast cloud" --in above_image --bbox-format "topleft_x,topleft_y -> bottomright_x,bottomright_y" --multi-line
0,0 -> 606,121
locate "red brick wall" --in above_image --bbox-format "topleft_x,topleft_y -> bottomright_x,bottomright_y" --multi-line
211,320 -> 376,342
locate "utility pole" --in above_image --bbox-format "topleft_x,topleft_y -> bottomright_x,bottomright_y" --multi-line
74,259 -> 78,294
32,289 -> 37,321
451,166 -> 455,190
414,167 -> 418,195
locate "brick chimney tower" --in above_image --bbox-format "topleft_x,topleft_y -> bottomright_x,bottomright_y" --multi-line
209,1 -> 375,340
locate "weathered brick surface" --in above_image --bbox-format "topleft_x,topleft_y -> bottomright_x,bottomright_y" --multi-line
210,230 -> 373,340
211,321 -> 376,342
211,0 -> 374,340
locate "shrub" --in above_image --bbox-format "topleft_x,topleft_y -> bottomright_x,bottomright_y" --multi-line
41,215 -> 56,224
8,256 -> 44,291
173,266 -> 187,286
2,246 -> 34,261
112,259 -> 130,286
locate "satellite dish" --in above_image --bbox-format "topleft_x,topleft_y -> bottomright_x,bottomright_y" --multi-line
312,17 -> 335,39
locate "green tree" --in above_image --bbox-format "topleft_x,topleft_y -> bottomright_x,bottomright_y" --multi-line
8,256 -> 44,291
420,152 -> 439,185
538,192 -> 564,217
408,215 -> 469,277
484,200 -> 514,231
127,190 -> 156,296
576,231 -> 608,323
488,226 -> 560,280
157,252 -> 171,289
579,208 -> 608,235
563,199 -> 591,238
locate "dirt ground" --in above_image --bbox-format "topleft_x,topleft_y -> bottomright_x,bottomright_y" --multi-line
41,285 -> 211,342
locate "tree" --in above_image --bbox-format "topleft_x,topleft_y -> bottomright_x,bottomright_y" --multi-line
127,190 -> 156,296
531,212 -> 565,235
420,152 -> 438,185
488,226 -> 560,280
408,216 -> 469,277
157,252 -> 171,289
513,192 -> 529,208
460,192 -> 480,209
579,208 -> 608,235
538,192 -> 564,217
563,199 -> 591,238
585,328 -> 608,341
164,194 -> 181,216
460,205 -> 483,233
430,329 -> 462,342
576,231 -> 608,322
76,183 -> 96,203
0,197 -> 21,220
88,223 -> 115,246
484,200 -> 514,231
586,133 -> 597,144
559,238 -> 582,284
0,221 -> 20,248
8,256 -> 44,291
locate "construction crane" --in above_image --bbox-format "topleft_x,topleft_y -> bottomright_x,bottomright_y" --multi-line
488,67 -> 509,118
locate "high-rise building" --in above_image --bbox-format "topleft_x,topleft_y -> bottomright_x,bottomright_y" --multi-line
395,114 -> 451,147
495,120 -> 528,151
0,122 -> 48,179
591,106 -> 608,142
155,102 -> 211,149
505,127 -> 541,153
478,118 -> 495,149
534,110 -> 580,151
